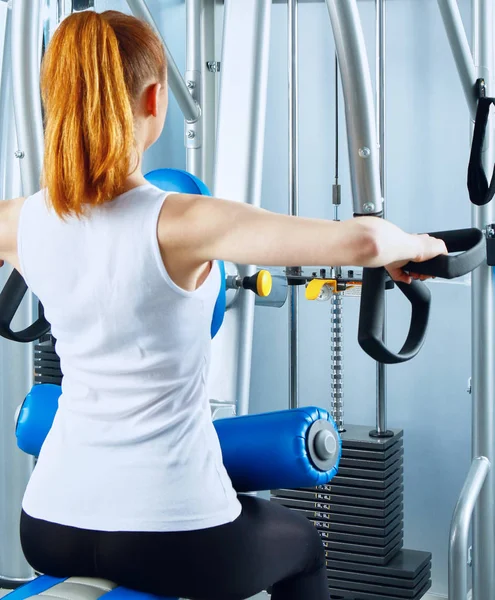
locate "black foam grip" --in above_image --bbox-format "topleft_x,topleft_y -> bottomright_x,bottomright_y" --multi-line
468,97 -> 495,207
0,270 -> 51,343
403,228 -> 485,279
358,267 -> 431,364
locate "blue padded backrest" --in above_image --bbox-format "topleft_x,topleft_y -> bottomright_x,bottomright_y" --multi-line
144,168 -> 226,339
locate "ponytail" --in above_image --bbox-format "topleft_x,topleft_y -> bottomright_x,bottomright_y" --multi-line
41,11 -> 166,218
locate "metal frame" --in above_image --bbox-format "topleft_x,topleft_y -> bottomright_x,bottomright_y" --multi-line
375,0 -> 388,436
185,0 -> 217,189
325,0 -> 383,218
288,0 -> 300,409
437,2 -> 495,598
208,0 -> 272,416
2,0 -> 45,583
449,457 -> 490,600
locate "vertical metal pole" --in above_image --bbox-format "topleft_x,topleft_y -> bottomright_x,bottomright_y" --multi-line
449,457 -> 490,600
186,0 -> 203,179
208,0 -> 271,415
437,0 -> 478,120
186,0 -> 216,189
288,0 -> 299,410
325,0 -> 383,217
471,3 -> 495,598
375,0 -> 389,436
2,0 -> 45,584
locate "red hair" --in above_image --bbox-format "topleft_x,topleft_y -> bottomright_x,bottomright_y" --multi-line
40,10 -> 166,218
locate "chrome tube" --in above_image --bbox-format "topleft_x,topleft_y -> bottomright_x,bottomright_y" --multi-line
3,0 -> 44,583
126,0 -> 200,124
325,0 -> 383,217
186,0 -> 216,188
449,457 -> 490,600
471,2 -> 495,599
288,0 -> 299,409
12,0 -> 43,195
375,0 -> 387,435
437,0 -> 477,121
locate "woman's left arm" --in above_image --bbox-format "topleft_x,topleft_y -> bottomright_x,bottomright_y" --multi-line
0,197 -> 26,272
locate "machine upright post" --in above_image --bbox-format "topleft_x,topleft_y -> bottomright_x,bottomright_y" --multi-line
208,0 -> 271,415
325,0 -> 383,218
2,0 -> 46,584
186,0 -> 216,189
375,0 -> 389,437
471,3 -> 495,598
288,0 -> 300,410
449,457 -> 490,600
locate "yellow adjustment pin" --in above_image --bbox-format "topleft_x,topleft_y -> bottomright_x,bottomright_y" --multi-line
256,270 -> 273,297
305,279 -> 337,301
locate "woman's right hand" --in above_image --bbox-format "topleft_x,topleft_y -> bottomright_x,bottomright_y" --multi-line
360,218 -> 448,283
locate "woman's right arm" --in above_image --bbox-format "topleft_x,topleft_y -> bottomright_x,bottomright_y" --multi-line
158,194 -> 447,284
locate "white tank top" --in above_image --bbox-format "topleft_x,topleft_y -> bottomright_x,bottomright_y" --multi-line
19,184 -> 241,532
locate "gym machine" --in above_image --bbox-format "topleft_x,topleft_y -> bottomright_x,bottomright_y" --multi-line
0,2 -> 494,600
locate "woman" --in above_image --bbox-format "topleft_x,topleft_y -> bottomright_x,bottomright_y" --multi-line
0,10 -> 445,600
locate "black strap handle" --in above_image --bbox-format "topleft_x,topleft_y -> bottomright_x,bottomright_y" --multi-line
358,268 -> 431,364
0,270 -> 50,342
468,96 -> 495,206
358,228 -> 484,364
403,228 -> 485,279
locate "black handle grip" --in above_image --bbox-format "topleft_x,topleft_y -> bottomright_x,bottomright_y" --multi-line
0,270 -> 50,343
358,268 -> 431,364
403,228 -> 485,279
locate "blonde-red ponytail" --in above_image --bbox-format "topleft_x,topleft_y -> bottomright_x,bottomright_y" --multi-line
40,10 -> 166,218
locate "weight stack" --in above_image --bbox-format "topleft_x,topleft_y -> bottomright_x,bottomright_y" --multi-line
34,335 -> 63,385
271,424 -> 432,600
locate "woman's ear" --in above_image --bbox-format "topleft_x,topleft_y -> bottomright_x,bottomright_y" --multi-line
145,82 -> 162,118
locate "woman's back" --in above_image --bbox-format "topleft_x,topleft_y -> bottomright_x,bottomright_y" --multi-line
19,184 -> 241,531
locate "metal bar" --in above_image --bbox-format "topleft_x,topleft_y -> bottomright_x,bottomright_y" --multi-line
449,457 -> 490,600
185,0 -> 203,177
375,0 -> 387,436
12,0 -> 43,195
0,4 -> 14,200
471,2 -> 495,599
126,0 -> 200,124
208,0 -> 272,416
2,0 -> 44,583
325,0 -> 383,217
288,0 -> 299,409
437,0 -> 477,121
186,0 -> 217,188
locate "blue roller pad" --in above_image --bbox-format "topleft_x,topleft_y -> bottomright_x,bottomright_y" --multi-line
215,406 -> 341,492
145,168 -> 211,196
2,576 -> 66,600
144,168 -> 225,339
211,259 -> 226,338
17,385 -> 341,491
16,384 -> 60,456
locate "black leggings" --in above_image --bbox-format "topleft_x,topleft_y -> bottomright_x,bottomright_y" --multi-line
20,495 -> 329,600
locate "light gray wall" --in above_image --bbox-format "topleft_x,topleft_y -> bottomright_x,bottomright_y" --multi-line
99,1 -> 475,596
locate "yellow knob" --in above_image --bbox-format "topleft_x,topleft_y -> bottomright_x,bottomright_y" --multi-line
256,270 -> 273,297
